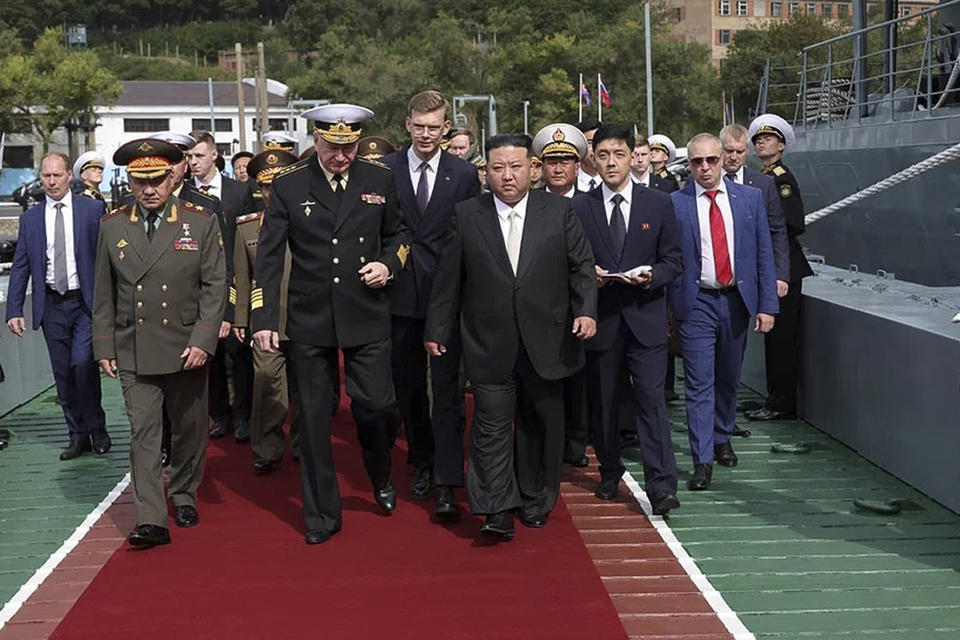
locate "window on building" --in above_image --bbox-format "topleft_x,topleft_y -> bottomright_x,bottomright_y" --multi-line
718,29 -> 732,45
673,7 -> 683,22
838,3 -> 848,17
123,118 -> 169,133
822,3 -> 832,17
191,118 -> 233,132
252,118 -> 296,132
901,7 -> 912,17
719,1 -> 731,16
1,145 -> 34,169
806,2 -> 816,13
215,143 -> 232,157
771,2 -> 783,17
754,0 -> 767,17
789,2 -> 800,16
737,1 -> 748,15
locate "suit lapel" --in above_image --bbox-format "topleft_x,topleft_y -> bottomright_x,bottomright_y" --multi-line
515,193 -> 546,281
425,153 -> 454,218
124,206 -> 150,266
333,166 -> 363,233
622,186 -> 646,259
142,200 -> 182,272
683,183 -> 702,262
474,195 -> 514,280
394,150 -> 422,228
589,192 -> 615,260
728,185 -> 744,266
307,159 -> 339,219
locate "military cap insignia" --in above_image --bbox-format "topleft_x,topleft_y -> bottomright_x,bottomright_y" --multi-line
779,184 -> 792,198
397,244 -> 410,267
138,142 -> 154,152
552,128 -> 566,141
267,153 -> 278,164
117,239 -> 128,248
361,193 -> 386,205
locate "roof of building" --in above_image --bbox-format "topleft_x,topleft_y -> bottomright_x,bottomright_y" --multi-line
103,80 -> 289,107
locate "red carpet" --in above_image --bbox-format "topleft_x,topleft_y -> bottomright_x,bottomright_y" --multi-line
50,394 -> 627,639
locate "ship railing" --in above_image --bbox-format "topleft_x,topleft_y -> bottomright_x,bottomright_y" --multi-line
757,0 -> 960,129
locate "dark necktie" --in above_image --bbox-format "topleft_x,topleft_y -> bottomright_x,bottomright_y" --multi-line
146,210 -> 159,242
588,178 -> 597,191
704,190 -> 733,286
53,202 -> 68,294
198,184 -> 212,194
609,193 -> 626,258
726,172 -> 738,183
332,173 -> 344,205
416,162 -> 430,213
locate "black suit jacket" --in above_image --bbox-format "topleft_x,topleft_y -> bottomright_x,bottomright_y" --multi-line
252,157 -> 409,348
762,160 -> 813,281
425,189 -> 597,383
573,184 -> 682,352
740,166 -> 790,283
382,148 -> 481,318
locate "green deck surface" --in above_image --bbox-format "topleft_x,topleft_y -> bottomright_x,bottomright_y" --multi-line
0,379 -> 129,608
624,386 -> 960,639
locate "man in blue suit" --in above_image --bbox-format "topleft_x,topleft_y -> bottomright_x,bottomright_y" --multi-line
382,90 -> 481,520
6,152 -> 109,460
669,134 -> 778,491
573,123 -> 683,515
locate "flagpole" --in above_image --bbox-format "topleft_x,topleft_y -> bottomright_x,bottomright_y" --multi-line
597,73 -> 602,121
578,72 -> 583,122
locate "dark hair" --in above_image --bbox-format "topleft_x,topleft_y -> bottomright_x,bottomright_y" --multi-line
592,123 -> 635,151
634,134 -> 649,148
485,133 -> 532,156
576,118 -> 601,133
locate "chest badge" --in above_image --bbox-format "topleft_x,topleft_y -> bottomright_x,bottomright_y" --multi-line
116,239 -> 128,249
300,200 -> 316,217
118,250 -> 125,261
174,222 -> 199,251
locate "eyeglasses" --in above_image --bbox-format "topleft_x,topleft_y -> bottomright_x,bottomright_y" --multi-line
689,156 -> 720,167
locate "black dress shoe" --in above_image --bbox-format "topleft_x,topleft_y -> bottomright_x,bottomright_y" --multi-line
714,441 -> 738,467
746,407 -> 796,421
174,505 -> 199,528
563,454 -> 589,467
433,486 -> 460,521
253,458 -> 281,474
731,425 -> 752,437
60,438 -> 92,461
91,430 -> 112,455
374,481 -> 397,514
234,421 -> 250,444
518,512 -> 547,528
160,446 -> 171,467
595,478 -> 621,500
687,464 -> 713,491
408,466 -> 433,501
128,524 -> 171,548
650,493 -> 680,516
479,512 -> 515,541
208,420 -> 232,439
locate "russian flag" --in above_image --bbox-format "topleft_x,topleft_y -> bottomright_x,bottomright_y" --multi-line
599,80 -> 612,108
580,82 -> 592,106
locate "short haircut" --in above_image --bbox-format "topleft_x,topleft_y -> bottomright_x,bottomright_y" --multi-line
576,118 -> 601,133
450,128 -> 475,144
592,123 -> 635,151
687,132 -> 722,151
634,134 -> 649,148
189,130 -> 216,148
485,133 -> 532,156
231,152 -> 254,168
41,152 -> 70,172
719,124 -> 749,145
408,90 -> 449,117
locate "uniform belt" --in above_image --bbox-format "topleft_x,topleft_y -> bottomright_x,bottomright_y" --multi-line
46,287 -> 82,299
699,285 -> 737,294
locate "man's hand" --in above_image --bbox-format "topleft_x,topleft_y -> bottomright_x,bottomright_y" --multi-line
754,313 -> 775,333
180,346 -> 209,370
595,265 -> 609,288
6,317 -> 25,337
776,280 -> 789,298
253,330 -> 279,353
359,262 -> 390,289
218,321 -> 231,339
572,316 -> 596,340
98,358 -> 117,379
620,269 -> 653,287
233,327 -> 246,342
425,341 -> 446,357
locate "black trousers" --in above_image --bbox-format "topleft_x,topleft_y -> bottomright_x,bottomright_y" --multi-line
587,325 -> 678,497
562,371 -> 588,460
468,346 -> 563,518
764,280 -> 803,413
289,338 -> 400,534
208,337 -> 253,424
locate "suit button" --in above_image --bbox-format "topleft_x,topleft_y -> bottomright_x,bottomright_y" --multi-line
333,257 -> 339,264
360,257 -> 366,263
136,284 -> 143,292
137,301 -> 143,308
161,302 -> 168,309
161,284 -> 168,292
333,277 -> 340,284
332,238 -> 338,245
359,237 -> 364,243
162,318 -> 169,326
137,318 -> 144,326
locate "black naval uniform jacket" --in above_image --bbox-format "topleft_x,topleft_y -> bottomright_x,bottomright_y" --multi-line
762,160 -> 813,282
252,157 -> 410,348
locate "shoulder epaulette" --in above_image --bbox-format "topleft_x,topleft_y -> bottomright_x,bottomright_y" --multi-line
192,189 -> 218,203
358,156 -> 391,171
181,199 -> 212,217
102,205 -> 128,220
252,190 -> 263,199
772,166 -> 786,176
274,159 -> 310,180
237,212 -> 261,225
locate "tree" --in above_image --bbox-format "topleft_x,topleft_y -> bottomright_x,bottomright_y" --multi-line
0,28 -> 122,157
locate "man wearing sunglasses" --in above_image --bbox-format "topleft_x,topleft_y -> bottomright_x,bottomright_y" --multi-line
669,133 -> 778,491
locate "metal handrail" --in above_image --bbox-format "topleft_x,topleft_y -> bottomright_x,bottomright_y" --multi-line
801,0 -> 960,53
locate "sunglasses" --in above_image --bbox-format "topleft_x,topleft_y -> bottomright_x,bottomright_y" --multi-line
689,156 -> 720,167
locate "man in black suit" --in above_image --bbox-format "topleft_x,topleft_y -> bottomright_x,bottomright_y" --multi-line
253,104 -> 409,545
631,135 -> 679,194
573,124 -> 683,515
382,91 -> 481,517
188,130 -> 255,443
425,133 -> 597,541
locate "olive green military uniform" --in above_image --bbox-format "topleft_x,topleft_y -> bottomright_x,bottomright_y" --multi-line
93,197 -> 225,527
232,212 -> 299,463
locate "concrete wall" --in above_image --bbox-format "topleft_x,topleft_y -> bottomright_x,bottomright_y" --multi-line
0,279 -> 54,416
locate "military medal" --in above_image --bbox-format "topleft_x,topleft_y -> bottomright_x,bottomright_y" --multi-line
174,221 -> 199,251
118,250 -> 124,261
300,200 -> 316,217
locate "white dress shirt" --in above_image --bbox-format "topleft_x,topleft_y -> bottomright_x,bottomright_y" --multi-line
601,181 -> 632,231
44,195 -> 80,290
725,166 -> 744,183
577,169 -> 599,193
407,146 -> 441,204
694,181 -> 736,288
494,192 -> 529,250
631,170 -> 650,187
194,171 -> 223,199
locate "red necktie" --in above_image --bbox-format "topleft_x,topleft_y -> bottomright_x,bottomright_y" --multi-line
704,190 -> 733,286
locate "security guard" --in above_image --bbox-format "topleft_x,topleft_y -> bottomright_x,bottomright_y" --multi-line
252,104 -> 409,545
648,134 -> 681,190
93,138 -> 225,549
747,114 -> 814,422
232,149 -> 301,473
73,151 -> 105,202
531,123 -> 588,198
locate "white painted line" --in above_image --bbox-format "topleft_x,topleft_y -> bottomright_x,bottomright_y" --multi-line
0,472 -> 130,630
622,470 -> 756,640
